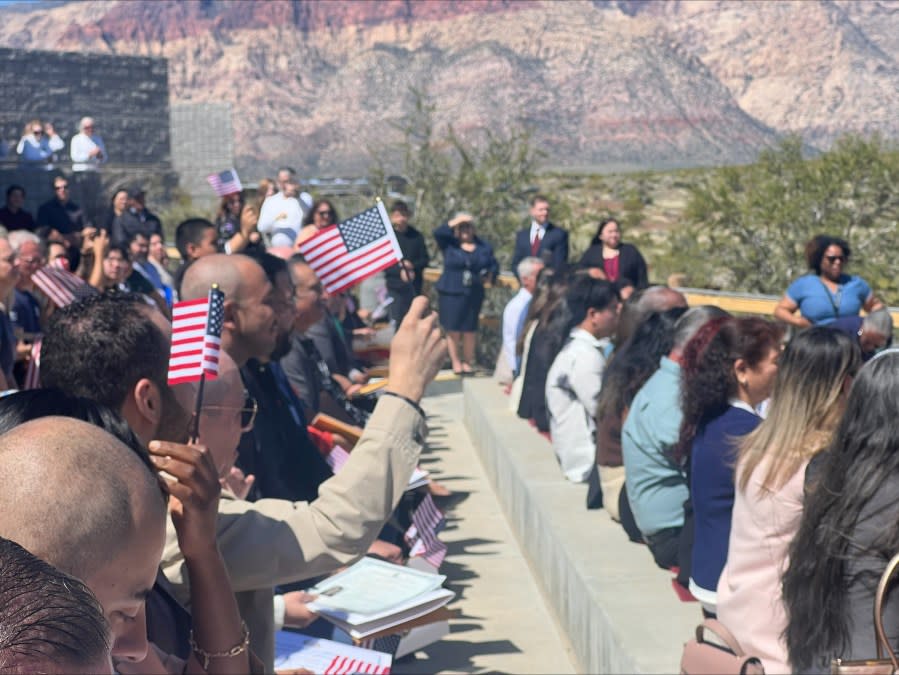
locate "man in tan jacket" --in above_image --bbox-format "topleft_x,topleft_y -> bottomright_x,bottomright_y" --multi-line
171,254 -> 445,670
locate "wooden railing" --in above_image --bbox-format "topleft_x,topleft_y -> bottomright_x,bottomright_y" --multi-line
421,269 -> 899,329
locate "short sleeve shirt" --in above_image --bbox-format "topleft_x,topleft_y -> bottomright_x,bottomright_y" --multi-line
786,274 -> 871,326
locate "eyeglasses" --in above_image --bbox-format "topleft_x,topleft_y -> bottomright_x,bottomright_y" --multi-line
16,256 -> 43,265
32,129 -> 43,135
825,255 -> 846,264
201,395 -> 258,432
294,283 -> 323,298
315,210 -> 334,218
55,184 -> 69,191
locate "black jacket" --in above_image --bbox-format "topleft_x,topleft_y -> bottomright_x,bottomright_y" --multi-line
578,242 -> 649,289
512,222 -> 569,274
236,359 -> 333,503
385,225 -> 430,295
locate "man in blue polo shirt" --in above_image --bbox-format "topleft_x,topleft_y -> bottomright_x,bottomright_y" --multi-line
622,305 -> 728,575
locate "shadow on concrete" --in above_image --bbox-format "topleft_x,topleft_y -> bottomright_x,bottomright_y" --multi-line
445,537 -> 500,557
393,639 -> 523,674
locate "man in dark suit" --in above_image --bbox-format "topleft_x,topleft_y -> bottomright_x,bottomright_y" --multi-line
512,195 -> 568,276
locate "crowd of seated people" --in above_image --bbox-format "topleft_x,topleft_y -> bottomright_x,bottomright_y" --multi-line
504,230 -> 899,673
5,147 -> 899,675
0,162 -> 455,673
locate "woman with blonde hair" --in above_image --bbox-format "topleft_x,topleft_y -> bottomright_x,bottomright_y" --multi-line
715,327 -> 860,673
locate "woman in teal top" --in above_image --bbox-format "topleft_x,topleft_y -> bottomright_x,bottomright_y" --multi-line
774,235 -> 883,327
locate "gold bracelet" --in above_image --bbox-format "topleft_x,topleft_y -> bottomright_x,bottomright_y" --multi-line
189,621 -> 250,670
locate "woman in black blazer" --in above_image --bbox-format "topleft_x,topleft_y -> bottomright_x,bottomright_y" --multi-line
578,218 -> 648,290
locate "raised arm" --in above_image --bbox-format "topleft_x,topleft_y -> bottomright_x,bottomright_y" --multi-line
433,222 -> 456,252
163,298 -> 446,591
148,441 -> 250,675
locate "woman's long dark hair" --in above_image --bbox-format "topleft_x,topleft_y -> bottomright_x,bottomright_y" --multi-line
589,218 -> 618,247
783,350 -> 899,672
673,316 -> 783,464
302,199 -> 339,227
596,307 -> 686,421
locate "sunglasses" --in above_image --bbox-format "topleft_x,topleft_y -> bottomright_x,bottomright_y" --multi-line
55,185 -> 69,191
825,255 -> 846,264
315,210 -> 334,218
201,395 -> 258,432
32,129 -> 43,135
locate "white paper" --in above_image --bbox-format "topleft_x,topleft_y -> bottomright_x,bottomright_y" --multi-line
274,631 -> 392,673
308,557 -> 445,617
322,588 -> 455,639
406,467 -> 430,491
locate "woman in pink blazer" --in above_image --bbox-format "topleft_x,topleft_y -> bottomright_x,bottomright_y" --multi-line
715,327 -> 859,672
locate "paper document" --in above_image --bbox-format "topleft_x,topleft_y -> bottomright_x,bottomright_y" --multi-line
274,631 -> 392,673
406,467 -> 429,491
308,557 -> 445,617
319,588 -> 456,640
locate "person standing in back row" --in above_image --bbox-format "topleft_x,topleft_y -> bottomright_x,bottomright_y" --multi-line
385,200 -> 430,325
512,195 -> 568,275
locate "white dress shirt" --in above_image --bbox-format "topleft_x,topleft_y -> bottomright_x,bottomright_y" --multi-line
501,287 -> 532,373
545,327 -> 610,482
529,221 -> 546,246
70,132 -> 107,171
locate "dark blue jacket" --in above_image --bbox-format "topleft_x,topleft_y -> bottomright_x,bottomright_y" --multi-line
690,405 -> 760,596
512,222 -> 569,274
434,223 -> 499,295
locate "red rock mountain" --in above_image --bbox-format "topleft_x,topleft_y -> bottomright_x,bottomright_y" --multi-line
1,0 -> 896,175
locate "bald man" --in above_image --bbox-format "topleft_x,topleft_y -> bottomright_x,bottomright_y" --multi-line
179,252 -> 279,366
182,253 -> 333,502
0,418 -> 168,664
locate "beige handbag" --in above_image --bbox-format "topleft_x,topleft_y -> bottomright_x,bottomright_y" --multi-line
680,618 -> 765,674
831,552 -> 899,674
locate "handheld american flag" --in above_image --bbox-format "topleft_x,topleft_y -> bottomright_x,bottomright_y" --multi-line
207,168 -> 242,197
297,201 -> 403,294
167,286 -> 225,385
32,258 -> 95,308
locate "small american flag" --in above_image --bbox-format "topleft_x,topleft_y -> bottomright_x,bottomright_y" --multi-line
167,286 -> 225,385
207,168 -> 242,197
323,653 -> 392,674
405,495 -> 448,569
297,202 -> 402,294
325,445 -> 351,473
32,258 -> 94,308
23,338 -> 42,390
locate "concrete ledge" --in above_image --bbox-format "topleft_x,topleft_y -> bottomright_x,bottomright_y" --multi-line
463,378 -> 697,674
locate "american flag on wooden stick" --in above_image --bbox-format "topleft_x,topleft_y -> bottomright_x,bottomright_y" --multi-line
31,258 -> 95,308
297,202 -> 403,294
207,168 -> 242,197
167,286 -> 225,385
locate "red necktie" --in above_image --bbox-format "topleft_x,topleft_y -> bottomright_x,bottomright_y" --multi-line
531,229 -> 541,256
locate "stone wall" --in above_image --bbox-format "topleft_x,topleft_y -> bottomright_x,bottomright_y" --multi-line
0,47 -> 178,230
0,47 -> 171,165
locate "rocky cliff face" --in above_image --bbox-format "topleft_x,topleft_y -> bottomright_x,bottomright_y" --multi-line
1,0 -> 895,176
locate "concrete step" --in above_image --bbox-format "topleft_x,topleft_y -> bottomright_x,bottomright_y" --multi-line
394,384 -> 577,674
